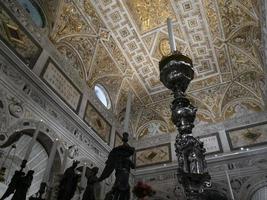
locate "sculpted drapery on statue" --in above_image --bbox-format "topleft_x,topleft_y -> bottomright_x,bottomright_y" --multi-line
98,132 -> 135,200
57,161 -> 80,200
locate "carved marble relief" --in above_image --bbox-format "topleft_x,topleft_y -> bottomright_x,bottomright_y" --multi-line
198,133 -> 223,155
41,58 -> 82,113
135,143 -> 171,167
84,102 -> 111,144
0,55 -> 108,164
0,3 -> 42,68
227,123 -> 267,150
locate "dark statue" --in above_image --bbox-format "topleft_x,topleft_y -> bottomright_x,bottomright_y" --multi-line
0,170 -> 25,200
98,132 -> 135,200
2,170 -> 35,200
57,161 -> 80,200
159,51 -> 211,200
82,167 -> 99,200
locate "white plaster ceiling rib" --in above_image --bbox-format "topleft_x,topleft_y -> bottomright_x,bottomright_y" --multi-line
114,78 -> 128,111
49,0 -> 65,37
235,81 -> 263,101
87,0 -> 163,97
55,33 -> 99,42
73,0 -> 151,103
56,41 -> 87,80
198,0 -> 221,81
87,38 -> 100,80
71,1 -> 143,103
73,1 -> 98,35
171,0 -> 219,78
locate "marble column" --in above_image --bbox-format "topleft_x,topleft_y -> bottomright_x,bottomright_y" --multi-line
60,147 -> 69,174
42,139 -> 59,184
123,91 -> 132,133
218,129 -> 231,153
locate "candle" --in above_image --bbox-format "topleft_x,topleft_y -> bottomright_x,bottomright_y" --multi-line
24,121 -> 41,161
225,171 -> 235,200
81,163 -> 87,188
167,18 -> 176,53
42,139 -> 59,184
60,148 -> 69,173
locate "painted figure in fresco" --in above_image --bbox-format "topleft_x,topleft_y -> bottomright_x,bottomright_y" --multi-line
0,170 -> 25,200
98,132 -> 135,200
11,170 -> 34,200
82,167 -> 99,200
57,161 -> 80,200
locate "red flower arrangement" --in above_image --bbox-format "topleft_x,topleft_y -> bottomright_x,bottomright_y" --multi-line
132,181 -> 156,199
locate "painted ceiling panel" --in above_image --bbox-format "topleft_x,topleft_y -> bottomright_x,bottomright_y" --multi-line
49,0 -> 265,138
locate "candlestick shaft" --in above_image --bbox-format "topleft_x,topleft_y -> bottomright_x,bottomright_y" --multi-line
42,140 -> 58,184
167,18 -> 176,52
81,163 -> 87,188
24,122 -> 41,161
225,171 -> 235,200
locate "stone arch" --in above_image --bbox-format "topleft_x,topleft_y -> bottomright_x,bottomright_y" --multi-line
0,119 -> 65,184
239,174 -> 267,200
222,99 -> 263,120
0,134 -> 49,197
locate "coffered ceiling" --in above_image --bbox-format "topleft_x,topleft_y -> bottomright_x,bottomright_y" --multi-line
49,0 -> 265,139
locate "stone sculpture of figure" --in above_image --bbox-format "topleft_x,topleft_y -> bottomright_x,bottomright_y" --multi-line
82,167 -> 99,200
11,170 -> 34,200
98,132 -> 135,200
57,161 -> 80,200
0,170 -> 25,200
188,151 -> 198,174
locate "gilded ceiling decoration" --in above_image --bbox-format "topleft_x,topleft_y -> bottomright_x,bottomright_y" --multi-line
125,0 -> 176,33
49,0 -> 265,139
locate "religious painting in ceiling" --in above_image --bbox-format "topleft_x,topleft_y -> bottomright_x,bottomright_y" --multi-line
0,3 -> 42,68
226,123 -> 267,150
137,121 -> 169,140
83,101 -> 111,144
49,0 -> 265,138
125,0 -> 176,33
135,143 -> 171,168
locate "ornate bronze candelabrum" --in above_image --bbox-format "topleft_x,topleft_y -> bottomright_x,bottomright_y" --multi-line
159,52 -> 211,200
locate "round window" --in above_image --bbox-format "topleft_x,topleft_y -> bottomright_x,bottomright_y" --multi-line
18,0 -> 46,28
94,84 -> 111,109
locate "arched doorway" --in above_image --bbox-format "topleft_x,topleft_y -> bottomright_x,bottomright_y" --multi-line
250,186 -> 267,200
0,120 -> 63,199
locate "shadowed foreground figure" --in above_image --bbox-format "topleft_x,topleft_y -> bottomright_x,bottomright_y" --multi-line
82,167 -> 99,200
98,132 -> 135,200
0,170 -> 25,200
11,170 -> 34,200
57,161 -> 80,200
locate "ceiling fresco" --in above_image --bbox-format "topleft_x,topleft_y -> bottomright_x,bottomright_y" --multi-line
50,0 -> 265,139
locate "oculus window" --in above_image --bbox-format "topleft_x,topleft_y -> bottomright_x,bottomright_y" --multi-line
18,0 -> 46,28
94,84 -> 111,109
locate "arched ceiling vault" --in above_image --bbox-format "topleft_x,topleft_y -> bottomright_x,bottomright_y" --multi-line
48,0 -> 266,138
